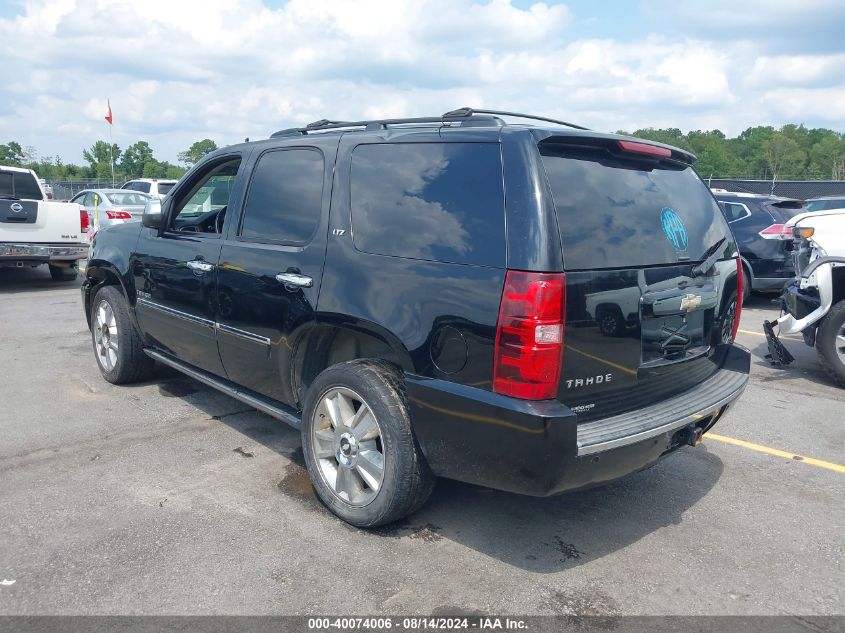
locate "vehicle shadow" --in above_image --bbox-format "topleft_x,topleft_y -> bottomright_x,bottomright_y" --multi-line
136,367 -> 725,574
0,266 -> 81,294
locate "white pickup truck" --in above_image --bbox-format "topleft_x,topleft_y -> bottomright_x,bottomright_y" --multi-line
0,165 -> 89,281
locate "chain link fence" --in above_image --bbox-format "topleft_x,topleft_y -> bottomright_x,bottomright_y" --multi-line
45,178 -> 125,201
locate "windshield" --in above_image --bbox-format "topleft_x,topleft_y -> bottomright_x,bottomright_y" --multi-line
539,142 -> 733,270
0,169 -> 44,200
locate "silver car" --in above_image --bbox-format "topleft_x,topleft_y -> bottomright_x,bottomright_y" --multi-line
70,189 -> 152,231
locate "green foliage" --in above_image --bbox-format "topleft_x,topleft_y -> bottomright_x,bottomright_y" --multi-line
5,126 -> 845,183
177,139 -> 218,166
0,141 -> 25,165
1,138 -> 190,182
622,124 -> 845,179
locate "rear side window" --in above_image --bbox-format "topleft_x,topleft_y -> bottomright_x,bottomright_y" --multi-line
0,170 -> 43,200
157,182 -> 175,195
540,142 -> 732,270
720,201 -> 750,222
350,143 -> 505,267
240,149 -> 324,244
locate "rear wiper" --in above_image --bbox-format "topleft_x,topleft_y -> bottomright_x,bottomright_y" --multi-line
691,237 -> 728,277
0,195 -> 21,200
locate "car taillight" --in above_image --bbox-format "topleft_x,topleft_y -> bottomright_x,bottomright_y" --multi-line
105,210 -> 132,219
731,258 -> 743,343
758,223 -> 792,239
80,208 -> 89,233
494,270 -> 566,400
617,140 -> 672,158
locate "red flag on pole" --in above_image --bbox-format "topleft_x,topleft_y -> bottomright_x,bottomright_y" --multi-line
105,100 -> 113,125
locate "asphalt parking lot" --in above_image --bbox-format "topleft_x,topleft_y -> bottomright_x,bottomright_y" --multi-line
0,266 -> 842,616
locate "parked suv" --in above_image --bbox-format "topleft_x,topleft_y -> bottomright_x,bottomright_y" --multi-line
121,178 -> 177,198
803,196 -> 845,213
713,191 -> 804,300
82,109 -> 750,527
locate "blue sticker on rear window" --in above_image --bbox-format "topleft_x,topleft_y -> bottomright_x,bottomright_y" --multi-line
660,208 -> 688,251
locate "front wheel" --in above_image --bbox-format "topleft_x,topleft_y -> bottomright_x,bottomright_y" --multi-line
90,285 -> 156,384
301,360 -> 435,527
816,300 -> 845,388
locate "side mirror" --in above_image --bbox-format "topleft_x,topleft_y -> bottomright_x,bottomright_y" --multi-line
141,198 -> 162,229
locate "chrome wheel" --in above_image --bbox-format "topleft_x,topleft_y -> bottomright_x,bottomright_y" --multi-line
837,324 -> 845,363
93,299 -> 118,371
311,386 -> 385,507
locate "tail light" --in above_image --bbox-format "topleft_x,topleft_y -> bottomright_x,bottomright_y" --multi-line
617,140 -> 672,158
730,258 -> 743,343
494,271 -> 566,400
105,210 -> 132,220
80,208 -> 89,233
758,224 -> 792,239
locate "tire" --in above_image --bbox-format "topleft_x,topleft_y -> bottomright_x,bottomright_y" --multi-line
49,264 -> 78,281
90,285 -> 156,384
720,291 -> 739,345
596,307 -> 624,337
301,360 -> 435,527
815,300 -> 845,388
741,264 -> 751,304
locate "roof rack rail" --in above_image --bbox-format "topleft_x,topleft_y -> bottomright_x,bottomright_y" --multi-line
269,108 -> 587,138
270,111 -> 493,138
442,107 -> 588,131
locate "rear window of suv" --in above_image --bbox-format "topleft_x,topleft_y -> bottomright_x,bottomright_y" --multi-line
539,141 -> 732,270
350,142 -> 505,267
0,170 -> 44,200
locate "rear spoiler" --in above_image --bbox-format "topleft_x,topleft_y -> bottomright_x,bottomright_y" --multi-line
534,131 -> 695,165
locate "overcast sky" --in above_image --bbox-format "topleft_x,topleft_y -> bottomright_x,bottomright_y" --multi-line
1,0 -> 844,164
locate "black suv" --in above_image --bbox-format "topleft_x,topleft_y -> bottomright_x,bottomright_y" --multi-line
713,191 -> 804,299
82,108 -> 750,527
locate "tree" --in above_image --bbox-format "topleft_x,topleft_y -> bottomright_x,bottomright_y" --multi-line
120,141 -> 155,179
764,133 -> 807,179
0,141 -> 25,165
178,139 -> 218,166
83,141 -> 121,168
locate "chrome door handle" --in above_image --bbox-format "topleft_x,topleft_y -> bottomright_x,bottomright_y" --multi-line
186,260 -> 214,272
275,272 -> 313,288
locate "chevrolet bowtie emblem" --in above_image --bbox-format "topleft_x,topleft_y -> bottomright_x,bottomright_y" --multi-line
680,293 -> 702,313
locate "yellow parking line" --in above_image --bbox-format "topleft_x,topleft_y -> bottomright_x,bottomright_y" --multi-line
706,433 -> 845,474
564,344 -> 638,376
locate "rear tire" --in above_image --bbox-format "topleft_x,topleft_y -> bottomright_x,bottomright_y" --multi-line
301,360 -> 435,527
741,265 -> 751,304
816,300 -> 845,388
90,285 -> 156,384
596,307 -> 625,337
49,264 -> 78,281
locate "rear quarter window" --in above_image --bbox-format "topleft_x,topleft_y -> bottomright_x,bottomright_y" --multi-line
539,142 -> 732,270
350,142 -> 505,267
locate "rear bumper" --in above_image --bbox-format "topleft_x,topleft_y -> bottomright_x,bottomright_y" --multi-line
0,242 -> 88,264
406,344 -> 750,496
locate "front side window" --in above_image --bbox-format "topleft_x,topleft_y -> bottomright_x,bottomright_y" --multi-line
170,158 -> 241,234
350,142 -> 505,267
239,149 -> 325,244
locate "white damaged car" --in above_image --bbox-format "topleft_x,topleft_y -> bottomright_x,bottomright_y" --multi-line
764,207 -> 845,386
